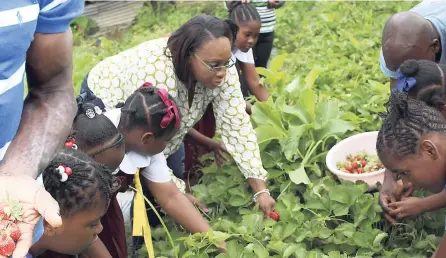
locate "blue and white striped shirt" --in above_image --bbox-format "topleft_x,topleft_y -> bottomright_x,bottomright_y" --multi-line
0,0 -> 84,161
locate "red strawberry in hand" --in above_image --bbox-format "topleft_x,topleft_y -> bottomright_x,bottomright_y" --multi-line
0,232 -> 15,256
0,210 -> 9,221
269,210 -> 280,221
0,221 -> 21,241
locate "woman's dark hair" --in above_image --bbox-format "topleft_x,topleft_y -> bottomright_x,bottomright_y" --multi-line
72,102 -> 123,156
377,90 -> 446,159
227,2 -> 261,25
118,87 -> 181,138
166,15 -> 238,89
399,59 -> 445,107
43,148 -> 113,216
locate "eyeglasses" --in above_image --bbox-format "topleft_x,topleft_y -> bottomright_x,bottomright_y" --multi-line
194,53 -> 235,72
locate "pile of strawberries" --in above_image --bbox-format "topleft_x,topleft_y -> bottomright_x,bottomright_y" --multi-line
0,197 -> 23,256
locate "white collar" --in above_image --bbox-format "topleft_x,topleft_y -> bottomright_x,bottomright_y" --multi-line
119,151 -> 152,174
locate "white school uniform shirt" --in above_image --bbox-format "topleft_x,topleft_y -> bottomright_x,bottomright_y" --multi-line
232,48 -> 255,64
104,109 -> 184,188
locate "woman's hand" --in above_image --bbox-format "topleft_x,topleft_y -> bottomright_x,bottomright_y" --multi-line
209,140 -> 230,167
388,197 -> 425,220
256,193 -> 276,219
185,193 -> 209,213
0,174 -> 62,258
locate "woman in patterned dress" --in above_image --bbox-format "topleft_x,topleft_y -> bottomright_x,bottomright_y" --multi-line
85,15 -> 276,218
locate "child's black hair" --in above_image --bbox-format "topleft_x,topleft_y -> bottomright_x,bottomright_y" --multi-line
43,148 -> 113,216
72,102 -> 123,156
118,87 -> 181,138
227,2 -> 261,26
398,59 -> 445,107
376,90 -> 446,159
166,15 -> 238,89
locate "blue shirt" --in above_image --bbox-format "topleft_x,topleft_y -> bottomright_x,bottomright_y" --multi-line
0,0 -> 84,161
379,0 -> 446,78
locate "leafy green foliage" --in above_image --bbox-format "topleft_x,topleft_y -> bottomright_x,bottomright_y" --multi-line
73,1 -> 446,258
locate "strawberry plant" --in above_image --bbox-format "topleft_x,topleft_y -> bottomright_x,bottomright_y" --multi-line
71,1 -> 445,257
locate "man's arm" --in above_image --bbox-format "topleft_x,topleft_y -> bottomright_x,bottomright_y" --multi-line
1,31 -> 76,178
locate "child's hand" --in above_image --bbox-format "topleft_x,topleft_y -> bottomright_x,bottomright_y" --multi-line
209,140 -> 230,167
185,193 -> 209,213
388,197 -> 425,220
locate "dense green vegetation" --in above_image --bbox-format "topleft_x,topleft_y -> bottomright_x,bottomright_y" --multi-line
72,2 -> 445,257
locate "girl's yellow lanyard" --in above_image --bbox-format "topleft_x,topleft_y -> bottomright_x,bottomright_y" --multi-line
133,168 -> 155,258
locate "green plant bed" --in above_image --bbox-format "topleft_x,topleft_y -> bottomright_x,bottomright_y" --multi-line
71,1 -> 444,257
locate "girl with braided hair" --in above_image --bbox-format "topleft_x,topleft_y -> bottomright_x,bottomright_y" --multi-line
40,102 -> 126,258
377,90 -> 446,257
378,59 -> 446,223
29,149 -> 113,257
226,1 -> 269,103
102,84 -> 221,256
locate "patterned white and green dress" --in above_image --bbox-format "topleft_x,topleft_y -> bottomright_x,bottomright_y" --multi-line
88,37 -> 268,181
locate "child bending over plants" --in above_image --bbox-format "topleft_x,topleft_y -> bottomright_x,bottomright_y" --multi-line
40,101 -> 126,258
103,85 -> 224,255
30,149 -> 113,257
379,59 -> 446,223
377,90 -> 446,257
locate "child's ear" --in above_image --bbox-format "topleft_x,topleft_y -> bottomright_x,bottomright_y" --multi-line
43,221 -> 58,237
421,140 -> 440,160
141,132 -> 154,145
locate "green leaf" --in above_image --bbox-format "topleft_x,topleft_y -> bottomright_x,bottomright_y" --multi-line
269,54 -> 287,73
304,67 -> 322,88
255,125 -> 285,145
256,67 -> 274,78
282,104 -> 311,124
373,232 -> 388,246
285,77 -> 302,95
315,119 -> 354,142
288,164 -> 310,185
282,244 -> 304,258
315,99 -> 341,126
226,240 -> 244,258
280,124 -> 311,161
298,88 -> 316,122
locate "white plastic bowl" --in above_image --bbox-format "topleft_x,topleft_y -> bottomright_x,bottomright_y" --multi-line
326,131 -> 385,188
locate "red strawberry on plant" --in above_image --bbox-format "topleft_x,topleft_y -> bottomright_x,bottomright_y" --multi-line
269,210 -> 280,221
0,231 -> 15,256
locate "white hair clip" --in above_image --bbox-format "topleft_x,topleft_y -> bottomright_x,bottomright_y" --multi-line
85,106 -> 103,119
57,165 -> 72,182
94,106 -> 103,115
85,108 -> 96,119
